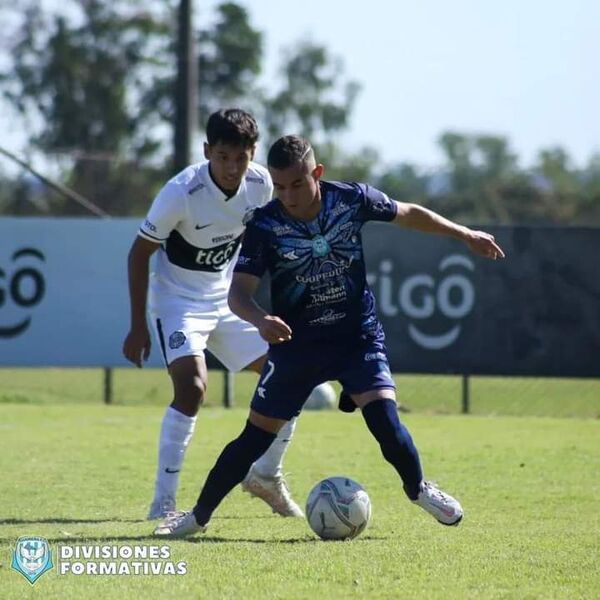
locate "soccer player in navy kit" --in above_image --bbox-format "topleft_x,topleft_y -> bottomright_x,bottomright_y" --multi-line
155,135 -> 505,537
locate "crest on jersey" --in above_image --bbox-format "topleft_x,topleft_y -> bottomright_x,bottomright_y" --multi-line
169,331 -> 187,349
311,235 -> 331,258
11,536 -> 53,584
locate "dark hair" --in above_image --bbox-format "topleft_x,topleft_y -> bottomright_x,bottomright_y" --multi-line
206,109 -> 259,148
267,135 -> 314,169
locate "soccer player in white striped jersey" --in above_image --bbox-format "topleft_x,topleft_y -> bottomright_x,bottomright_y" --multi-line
123,109 -> 303,520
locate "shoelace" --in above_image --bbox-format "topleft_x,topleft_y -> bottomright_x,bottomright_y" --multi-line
423,482 -> 450,504
164,510 -> 188,522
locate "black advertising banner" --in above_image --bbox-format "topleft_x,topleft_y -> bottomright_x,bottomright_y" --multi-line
362,224 -> 600,377
1,218 -> 598,376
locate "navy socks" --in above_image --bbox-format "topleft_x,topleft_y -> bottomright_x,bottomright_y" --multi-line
193,420 -> 277,525
361,399 -> 423,500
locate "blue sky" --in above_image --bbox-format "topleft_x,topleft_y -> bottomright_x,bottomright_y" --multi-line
206,0 -> 598,169
3,0 -> 598,171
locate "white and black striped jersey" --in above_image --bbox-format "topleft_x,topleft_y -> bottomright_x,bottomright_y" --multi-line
138,160 -> 272,300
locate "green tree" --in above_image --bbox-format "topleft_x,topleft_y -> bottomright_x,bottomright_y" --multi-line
1,0 -> 172,215
262,41 -> 360,150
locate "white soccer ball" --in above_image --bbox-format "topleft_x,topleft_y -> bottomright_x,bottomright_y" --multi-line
304,382 -> 337,410
306,476 -> 372,540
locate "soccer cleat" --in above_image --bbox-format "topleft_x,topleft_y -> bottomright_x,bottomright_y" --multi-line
147,495 -> 176,521
153,510 -> 206,538
241,467 -> 304,517
413,481 -> 463,526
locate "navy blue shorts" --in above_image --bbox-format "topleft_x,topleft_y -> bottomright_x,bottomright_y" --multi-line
250,335 -> 395,420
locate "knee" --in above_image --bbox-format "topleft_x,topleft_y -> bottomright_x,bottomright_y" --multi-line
172,376 -> 206,416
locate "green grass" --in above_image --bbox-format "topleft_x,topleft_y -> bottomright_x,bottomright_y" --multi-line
0,402 -> 598,599
0,368 -> 599,418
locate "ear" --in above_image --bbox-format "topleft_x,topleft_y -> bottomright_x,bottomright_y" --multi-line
312,163 -> 325,180
203,142 -> 210,160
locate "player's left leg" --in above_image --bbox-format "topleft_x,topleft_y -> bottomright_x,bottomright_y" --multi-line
208,303 -> 303,517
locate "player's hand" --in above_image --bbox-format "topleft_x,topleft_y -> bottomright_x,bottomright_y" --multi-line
464,230 -> 505,260
257,315 -> 292,344
123,326 -> 151,368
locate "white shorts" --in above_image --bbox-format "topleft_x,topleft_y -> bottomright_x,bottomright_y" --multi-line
148,290 -> 267,372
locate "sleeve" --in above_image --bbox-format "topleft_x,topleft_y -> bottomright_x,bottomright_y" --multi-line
138,182 -> 185,243
234,219 -> 268,278
357,183 -> 397,223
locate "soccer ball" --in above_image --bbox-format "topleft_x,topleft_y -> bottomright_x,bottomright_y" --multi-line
304,382 -> 336,410
306,477 -> 371,540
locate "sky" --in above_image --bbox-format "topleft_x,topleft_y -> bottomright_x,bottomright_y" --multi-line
200,0 -> 599,169
2,0 -> 598,171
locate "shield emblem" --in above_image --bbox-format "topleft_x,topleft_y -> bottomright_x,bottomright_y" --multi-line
11,536 -> 53,584
311,235 -> 331,258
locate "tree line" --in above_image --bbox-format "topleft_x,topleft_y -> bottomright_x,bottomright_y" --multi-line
1,0 -> 598,224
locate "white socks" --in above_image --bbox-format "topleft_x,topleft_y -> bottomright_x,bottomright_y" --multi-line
153,406 -> 197,501
152,410 -> 298,500
253,416 -> 297,478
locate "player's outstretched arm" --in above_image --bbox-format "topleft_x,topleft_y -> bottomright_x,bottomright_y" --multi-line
123,236 -> 160,367
229,273 -> 292,344
392,201 -> 505,260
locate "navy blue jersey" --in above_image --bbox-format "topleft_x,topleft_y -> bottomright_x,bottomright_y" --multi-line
235,180 -> 397,343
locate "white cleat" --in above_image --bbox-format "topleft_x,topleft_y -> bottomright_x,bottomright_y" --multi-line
147,495 -> 176,521
413,481 -> 463,526
153,510 -> 206,538
241,467 -> 304,518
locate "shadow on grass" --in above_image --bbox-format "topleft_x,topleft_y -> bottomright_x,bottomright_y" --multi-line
0,514 -> 276,526
1,533 -> 386,545
0,518 -> 146,525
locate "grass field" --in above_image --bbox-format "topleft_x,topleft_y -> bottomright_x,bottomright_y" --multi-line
0,370 -> 599,599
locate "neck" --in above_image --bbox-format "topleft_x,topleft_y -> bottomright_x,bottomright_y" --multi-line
208,164 -> 238,198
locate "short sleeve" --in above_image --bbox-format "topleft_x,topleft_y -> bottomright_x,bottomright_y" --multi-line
357,183 -> 397,223
138,182 -> 186,243
234,218 -> 268,278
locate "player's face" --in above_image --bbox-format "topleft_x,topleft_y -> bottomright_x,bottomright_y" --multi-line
204,142 -> 255,191
270,161 -> 324,221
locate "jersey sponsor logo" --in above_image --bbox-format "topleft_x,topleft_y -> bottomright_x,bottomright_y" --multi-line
169,331 -> 186,349
188,182 -> 206,195
308,308 -> 346,326
195,238 -> 241,271
195,223 -> 211,230
237,255 -> 251,266
165,231 -> 242,272
144,219 -> 157,232
212,233 -> 234,243
245,176 -> 265,184
364,351 -> 386,361
295,257 -> 353,284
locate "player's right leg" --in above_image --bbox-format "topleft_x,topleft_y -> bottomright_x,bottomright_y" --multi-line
154,352 -> 316,537
147,296 -> 217,520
